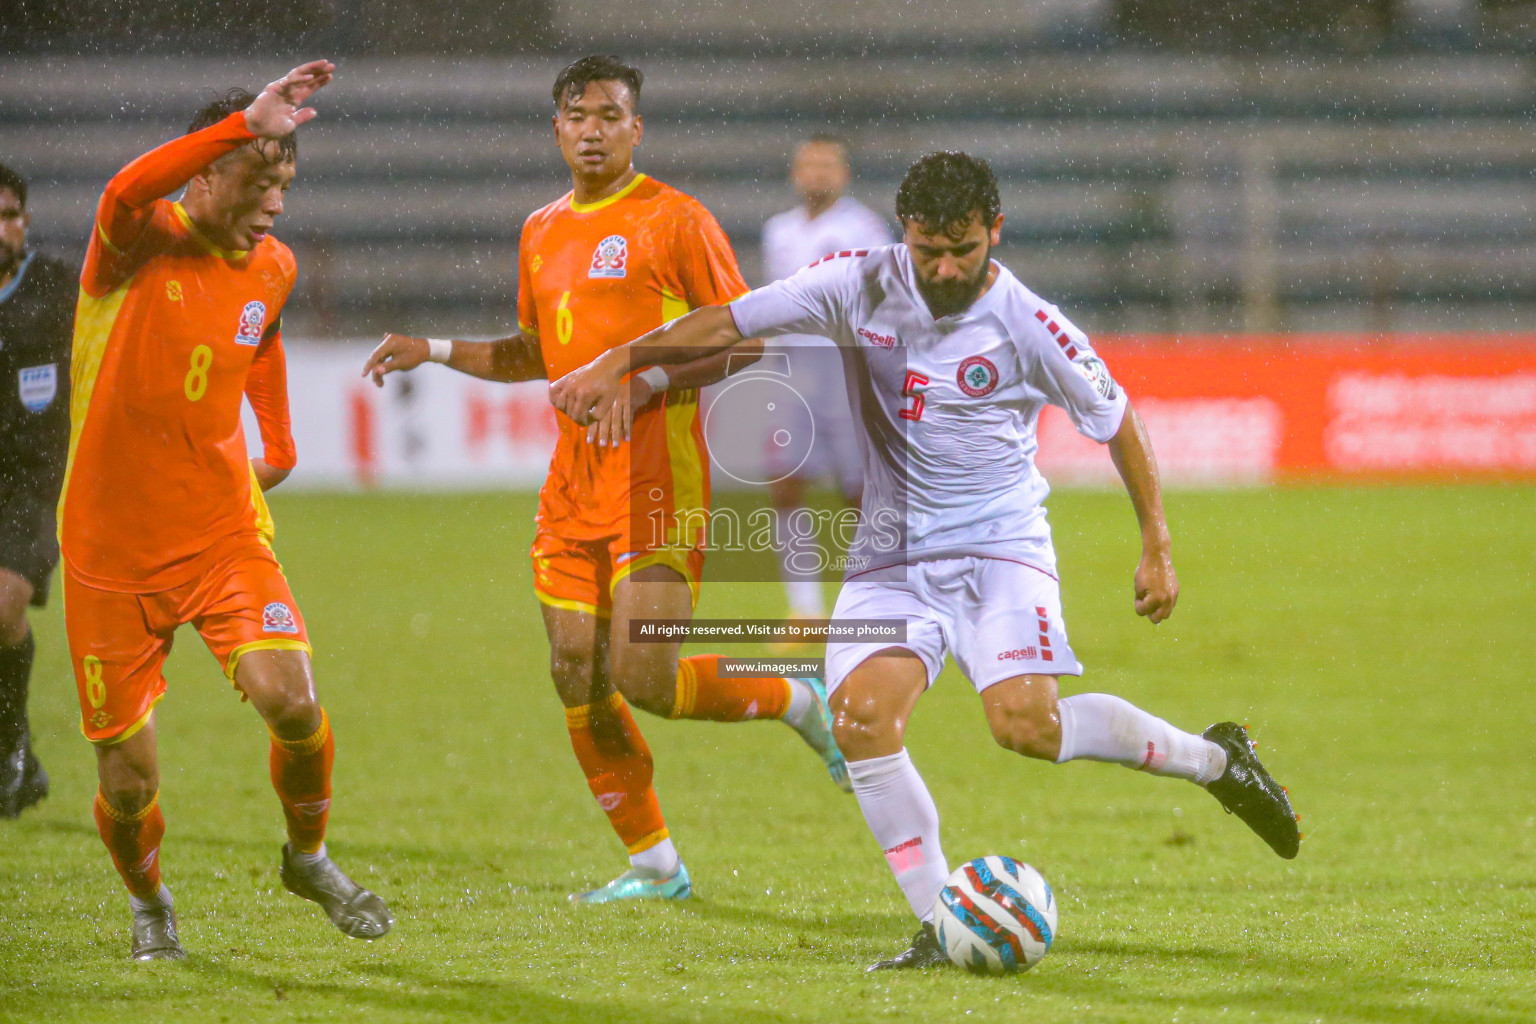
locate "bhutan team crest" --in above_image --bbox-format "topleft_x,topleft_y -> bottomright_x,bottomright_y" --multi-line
234,300 -> 267,346
262,602 -> 299,634
589,234 -> 629,279
957,355 -> 1000,397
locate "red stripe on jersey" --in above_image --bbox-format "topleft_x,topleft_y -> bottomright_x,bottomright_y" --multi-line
1066,346 -> 1079,359
1034,310 -> 1048,322
1047,321 -> 1060,335
808,248 -> 870,269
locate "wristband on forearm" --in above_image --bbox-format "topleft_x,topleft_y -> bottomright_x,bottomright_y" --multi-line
638,365 -> 670,393
426,338 -> 453,363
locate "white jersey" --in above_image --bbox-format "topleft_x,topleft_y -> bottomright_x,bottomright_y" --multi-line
761,196 -> 894,290
729,244 -> 1128,577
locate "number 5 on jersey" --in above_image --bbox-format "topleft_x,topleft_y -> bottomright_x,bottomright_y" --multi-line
900,372 -> 928,422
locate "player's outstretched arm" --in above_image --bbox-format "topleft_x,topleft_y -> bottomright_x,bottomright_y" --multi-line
363,332 -> 545,386
551,305 -> 746,427
91,59 -> 334,276
1106,403 -> 1178,624
587,339 -> 765,448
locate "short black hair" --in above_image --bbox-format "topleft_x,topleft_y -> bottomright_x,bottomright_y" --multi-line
895,151 -> 1001,236
0,162 -> 25,208
552,55 -> 643,113
188,88 -> 298,164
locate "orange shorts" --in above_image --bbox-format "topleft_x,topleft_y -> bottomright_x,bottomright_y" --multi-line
530,528 -> 704,619
65,533 -> 311,744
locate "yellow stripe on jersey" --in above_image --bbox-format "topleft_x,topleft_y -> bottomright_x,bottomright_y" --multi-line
657,287 -> 706,547
57,284 -> 129,540
172,202 -> 249,261
568,173 -> 648,214
660,287 -> 690,326
94,222 -> 125,256
249,463 -> 276,549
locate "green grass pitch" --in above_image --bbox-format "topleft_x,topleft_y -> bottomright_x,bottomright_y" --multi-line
2,485 -> 1533,1023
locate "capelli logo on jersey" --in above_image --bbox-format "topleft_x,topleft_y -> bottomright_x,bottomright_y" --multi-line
234,300 -> 266,346
857,327 -> 896,349
589,234 -> 628,279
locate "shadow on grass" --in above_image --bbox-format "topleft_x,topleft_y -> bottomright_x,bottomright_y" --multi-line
179,957 -> 800,1024
1042,936 -> 1533,1024
680,896 -> 907,939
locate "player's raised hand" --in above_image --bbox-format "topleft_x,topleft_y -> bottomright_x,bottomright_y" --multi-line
362,333 -> 428,387
244,59 -> 336,138
1133,548 -> 1179,624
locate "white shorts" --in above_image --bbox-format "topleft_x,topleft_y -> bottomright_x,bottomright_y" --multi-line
825,556 -> 1083,695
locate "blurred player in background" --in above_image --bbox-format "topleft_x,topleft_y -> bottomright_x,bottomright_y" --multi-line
554,150 -> 1303,970
363,55 -> 849,905
63,62 -> 393,960
759,136 -> 892,632
0,162 -> 72,818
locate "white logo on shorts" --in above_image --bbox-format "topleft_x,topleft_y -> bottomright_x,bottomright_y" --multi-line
262,602 -> 299,634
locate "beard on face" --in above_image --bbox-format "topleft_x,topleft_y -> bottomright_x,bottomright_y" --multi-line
915,242 -> 991,318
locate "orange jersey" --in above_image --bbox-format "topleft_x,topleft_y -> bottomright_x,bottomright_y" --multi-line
518,174 -> 747,542
61,112 -> 297,593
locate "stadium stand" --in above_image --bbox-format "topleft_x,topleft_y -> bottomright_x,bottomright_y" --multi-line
2,47 -> 1532,336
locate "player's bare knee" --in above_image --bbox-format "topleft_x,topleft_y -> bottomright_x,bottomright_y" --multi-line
97,751 -> 159,813
831,695 -> 901,761
264,694 -> 322,740
608,657 -> 675,718
596,636 -> 674,717
548,645 -> 591,692
987,702 -> 1060,760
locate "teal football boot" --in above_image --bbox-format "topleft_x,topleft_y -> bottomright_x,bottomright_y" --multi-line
787,677 -> 851,793
570,862 -> 692,904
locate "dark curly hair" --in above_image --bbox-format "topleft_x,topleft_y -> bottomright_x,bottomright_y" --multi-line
0,162 -> 25,208
895,151 -> 1001,236
188,88 -> 298,164
552,55 -> 643,113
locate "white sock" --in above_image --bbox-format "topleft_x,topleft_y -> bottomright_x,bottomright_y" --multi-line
784,580 -> 825,619
1056,693 -> 1227,784
847,749 -> 949,923
290,842 -> 328,868
129,883 -> 173,913
781,677 -> 816,728
629,837 -> 680,877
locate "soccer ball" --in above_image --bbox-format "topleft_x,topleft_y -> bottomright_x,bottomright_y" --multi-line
932,856 -> 1057,975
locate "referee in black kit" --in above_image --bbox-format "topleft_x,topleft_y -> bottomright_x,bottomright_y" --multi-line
0,162 -> 72,818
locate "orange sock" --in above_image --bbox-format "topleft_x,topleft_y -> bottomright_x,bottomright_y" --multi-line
566,692 -> 669,854
671,654 -> 792,722
94,790 -> 166,900
270,708 -> 334,855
